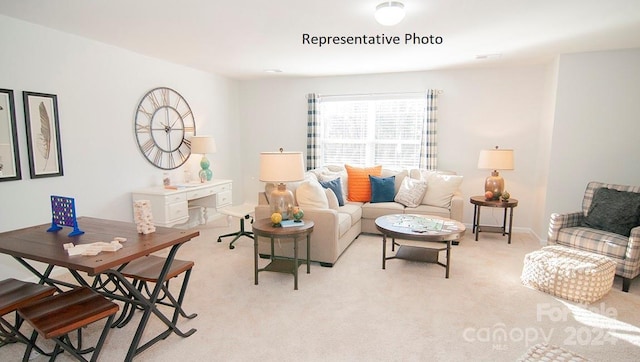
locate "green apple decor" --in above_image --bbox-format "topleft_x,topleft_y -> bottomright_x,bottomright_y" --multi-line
501,191 -> 511,201
292,207 -> 304,222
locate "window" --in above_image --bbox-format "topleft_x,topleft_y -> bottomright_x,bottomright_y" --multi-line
319,94 -> 425,168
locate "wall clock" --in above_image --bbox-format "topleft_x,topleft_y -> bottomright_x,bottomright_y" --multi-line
134,87 -> 196,170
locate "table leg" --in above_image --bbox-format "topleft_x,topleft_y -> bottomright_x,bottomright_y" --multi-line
472,204 -> 478,233
382,234 -> 387,269
254,235 -> 259,285
502,208 -> 508,236
306,234 -> 310,274
445,240 -> 451,279
121,242 -> 196,361
508,207 -> 514,244
475,206 -> 481,241
293,237 -> 298,290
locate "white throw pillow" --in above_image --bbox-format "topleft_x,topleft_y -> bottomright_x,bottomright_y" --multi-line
325,188 -> 340,210
394,177 -> 428,208
296,180 -> 329,209
422,174 -> 463,208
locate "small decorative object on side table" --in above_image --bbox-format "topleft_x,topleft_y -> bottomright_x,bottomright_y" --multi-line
292,207 -> 304,222
252,218 -> 314,290
470,196 -> 518,244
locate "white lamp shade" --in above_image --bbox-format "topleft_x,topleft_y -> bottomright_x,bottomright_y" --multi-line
259,151 -> 305,183
478,149 -> 514,170
375,1 -> 405,26
190,136 -> 217,154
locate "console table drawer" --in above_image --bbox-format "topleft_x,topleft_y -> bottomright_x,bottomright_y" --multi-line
167,201 -> 189,221
187,187 -> 215,200
217,190 -> 232,207
167,194 -> 187,204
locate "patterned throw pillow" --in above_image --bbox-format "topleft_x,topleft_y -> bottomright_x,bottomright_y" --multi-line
345,164 -> 382,202
394,177 -> 428,208
369,175 -> 396,203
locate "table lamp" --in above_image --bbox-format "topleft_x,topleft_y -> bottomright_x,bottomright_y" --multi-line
259,149 -> 305,220
190,136 -> 217,182
477,146 -> 514,199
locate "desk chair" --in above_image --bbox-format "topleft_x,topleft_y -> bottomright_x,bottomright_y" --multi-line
0,279 -> 56,353
217,204 -> 255,249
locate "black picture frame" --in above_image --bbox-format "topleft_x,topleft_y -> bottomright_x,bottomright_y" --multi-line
23,91 -> 63,178
0,88 -> 21,181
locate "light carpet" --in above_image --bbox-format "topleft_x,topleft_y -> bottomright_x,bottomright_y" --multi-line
2,222 -> 640,361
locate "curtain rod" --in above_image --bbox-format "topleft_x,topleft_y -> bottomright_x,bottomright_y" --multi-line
308,90 -> 443,98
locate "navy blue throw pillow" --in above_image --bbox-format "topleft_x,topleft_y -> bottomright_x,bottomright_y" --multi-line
369,175 -> 396,203
319,177 -> 345,206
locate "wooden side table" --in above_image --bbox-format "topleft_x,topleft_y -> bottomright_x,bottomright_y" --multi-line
251,219 -> 314,290
470,196 -> 518,244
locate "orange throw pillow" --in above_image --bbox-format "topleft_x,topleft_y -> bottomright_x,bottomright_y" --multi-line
345,164 -> 383,202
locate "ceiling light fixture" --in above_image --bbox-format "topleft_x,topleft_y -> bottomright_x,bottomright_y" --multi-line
375,1 -> 405,26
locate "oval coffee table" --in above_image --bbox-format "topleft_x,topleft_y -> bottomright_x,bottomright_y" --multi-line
375,214 -> 465,278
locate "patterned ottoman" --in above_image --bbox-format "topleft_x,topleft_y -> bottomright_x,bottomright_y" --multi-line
517,343 -> 589,362
521,245 -> 616,303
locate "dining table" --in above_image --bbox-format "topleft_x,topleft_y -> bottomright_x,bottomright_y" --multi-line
0,216 -> 200,361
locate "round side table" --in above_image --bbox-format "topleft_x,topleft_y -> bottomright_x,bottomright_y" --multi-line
251,218 -> 314,290
470,196 -> 518,244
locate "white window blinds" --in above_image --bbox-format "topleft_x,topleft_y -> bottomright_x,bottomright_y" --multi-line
319,94 -> 424,168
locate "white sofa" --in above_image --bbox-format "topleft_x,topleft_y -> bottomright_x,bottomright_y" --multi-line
255,165 -> 464,267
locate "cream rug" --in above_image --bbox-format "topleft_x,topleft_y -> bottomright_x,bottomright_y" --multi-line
3,223 -> 640,361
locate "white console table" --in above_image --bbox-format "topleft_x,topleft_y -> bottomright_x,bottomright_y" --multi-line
132,179 -> 232,227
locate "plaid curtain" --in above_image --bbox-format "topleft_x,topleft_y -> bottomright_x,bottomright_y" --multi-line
306,93 -> 320,170
419,89 -> 439,170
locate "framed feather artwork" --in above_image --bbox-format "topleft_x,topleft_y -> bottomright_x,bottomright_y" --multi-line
23,91 -> 63,178
0,88 -> 21,181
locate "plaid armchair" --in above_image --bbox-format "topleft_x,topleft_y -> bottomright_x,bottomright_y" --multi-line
547,181 -> 640,292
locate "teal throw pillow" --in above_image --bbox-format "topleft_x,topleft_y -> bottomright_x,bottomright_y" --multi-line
582,187 -> 640,236
319,177 -> 345,206
369,175 -> 396,203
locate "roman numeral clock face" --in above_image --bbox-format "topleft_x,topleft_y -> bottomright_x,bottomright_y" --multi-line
134,87 -> 196,170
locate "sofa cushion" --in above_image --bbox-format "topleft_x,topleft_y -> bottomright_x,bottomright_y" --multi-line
422,173 -> 463,208
409,204 -> 452,220
345,164 -> 382,202
296,180 -> 329,209
370,175 -> 396,203
338,212 -> 352,238
556,226 -> 629,260
319,177 -> 345,206
582,187 -> 640,237
339,203 -> 363,226
394,177 -> 428,208
362,202 -> 405,220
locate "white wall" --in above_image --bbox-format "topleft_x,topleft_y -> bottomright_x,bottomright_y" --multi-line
543,49 -> 640,231
0,15 -> 241,279
238,66 -> 553,234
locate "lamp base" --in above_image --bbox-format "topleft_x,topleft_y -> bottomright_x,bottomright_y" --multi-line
270,183 -> 295,220
484,170 -> 504,200
199,156 -> 213,182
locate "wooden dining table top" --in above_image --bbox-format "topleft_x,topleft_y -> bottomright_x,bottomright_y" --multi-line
0,217 -> 200,276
